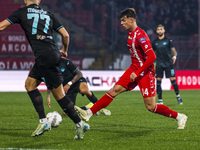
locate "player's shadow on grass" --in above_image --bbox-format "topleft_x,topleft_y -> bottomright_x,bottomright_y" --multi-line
93,123 -> 153,138
165,104 -> 177,107
94,128 -> 152,138
0,128 -> 32,137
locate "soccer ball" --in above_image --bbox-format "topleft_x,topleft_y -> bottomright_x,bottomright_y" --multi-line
46,111 -> 62,127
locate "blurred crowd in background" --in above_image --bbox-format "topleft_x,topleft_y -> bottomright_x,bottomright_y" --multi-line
0,0 -> 199,70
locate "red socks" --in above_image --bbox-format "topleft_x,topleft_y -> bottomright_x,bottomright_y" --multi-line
90,93 -> 178,119
90,93 -> 114,114
153,104 -> 178,119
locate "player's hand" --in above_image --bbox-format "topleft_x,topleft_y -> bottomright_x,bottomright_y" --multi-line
130,72 -> 137,81
63,84 -> 70,93
47,97 -> 51,108
60,49 -> 67,57
172,57 -> 176,64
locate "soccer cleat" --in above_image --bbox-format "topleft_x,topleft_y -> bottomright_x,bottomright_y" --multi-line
177,114 -> 188,129
157,99 -> 163,104
31,121 -> 51,137
74,123 -> 90,140
100,108 -> 111,116
87,102 -> 94,109
177,97 -> 183,105
85,103 -> 100,115
74,106 -> 90,122
95,111 -> 100,115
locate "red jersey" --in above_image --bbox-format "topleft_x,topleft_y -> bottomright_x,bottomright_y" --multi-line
127,27 -> 155,76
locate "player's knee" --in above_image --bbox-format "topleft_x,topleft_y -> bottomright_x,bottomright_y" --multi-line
156,78 -> 162,81
145,104 -> 155,112
147,107 -> 154,112
80,88 -> 88,95
170,77 -> 176,81
108,86 -> 121,96
25,80 -> 31,91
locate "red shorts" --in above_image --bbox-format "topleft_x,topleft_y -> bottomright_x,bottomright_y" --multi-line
116,66 -> 156,98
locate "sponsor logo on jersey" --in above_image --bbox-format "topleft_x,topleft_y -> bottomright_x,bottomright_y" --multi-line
36,35 -> 53,40
163,42 -> 167,45
145,45 -> 148,49
36,34 -> 43,40
141,40 -> 146,44
139,37 -> 146,42
61,68 -> 65,72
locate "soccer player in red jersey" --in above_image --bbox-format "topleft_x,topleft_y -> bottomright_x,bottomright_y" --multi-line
75,8 -> 188,129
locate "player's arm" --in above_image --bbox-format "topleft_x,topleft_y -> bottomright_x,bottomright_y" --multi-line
58,27 -> 69,57
46,89 -> 51,108
133,35 -> 156,76
171,47 -> 177,64
131,50 -> 156,81
52,14 -> 70,57
64,69 -> 83,91
0,19 -> 12,32
63,69 -> 82,93
71,69 -> 83,84
63,60 -> 83,93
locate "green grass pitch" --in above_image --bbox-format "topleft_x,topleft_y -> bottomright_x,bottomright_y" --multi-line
0,90 -> 199,150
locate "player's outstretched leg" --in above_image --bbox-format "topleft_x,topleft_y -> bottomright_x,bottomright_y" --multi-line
27,89 -> 51,136
153,104 -> 188,129
84,102 -> 111,116
31,119 -> 51,137
75,92 -> 114,121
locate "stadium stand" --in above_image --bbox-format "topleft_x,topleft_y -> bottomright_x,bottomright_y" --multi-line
0,0 -> 198,70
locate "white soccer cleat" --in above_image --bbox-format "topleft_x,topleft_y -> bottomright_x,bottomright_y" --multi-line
85,103 -> 100,115
74,123 -> 90,140
177,114 -> 188,129
100,108 -> 111,116
74,106 -> 91,122
86,102 -> 94,109
31,121 -> 51,137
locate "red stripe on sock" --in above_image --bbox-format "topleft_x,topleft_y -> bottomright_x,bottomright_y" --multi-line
153,104 -> 178,119
90,93 -> 114,114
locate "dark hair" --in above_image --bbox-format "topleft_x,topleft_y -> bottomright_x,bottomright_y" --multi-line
120,8 -> 136,19
157,24 -> 164,28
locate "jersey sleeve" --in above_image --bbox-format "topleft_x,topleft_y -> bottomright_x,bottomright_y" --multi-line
137,32 -> 153,54
6,9 -> 21,24
51,14 -> 64,31
134,31 -> 156,76
169,39 -> 175,49
67,60 -> 78,74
